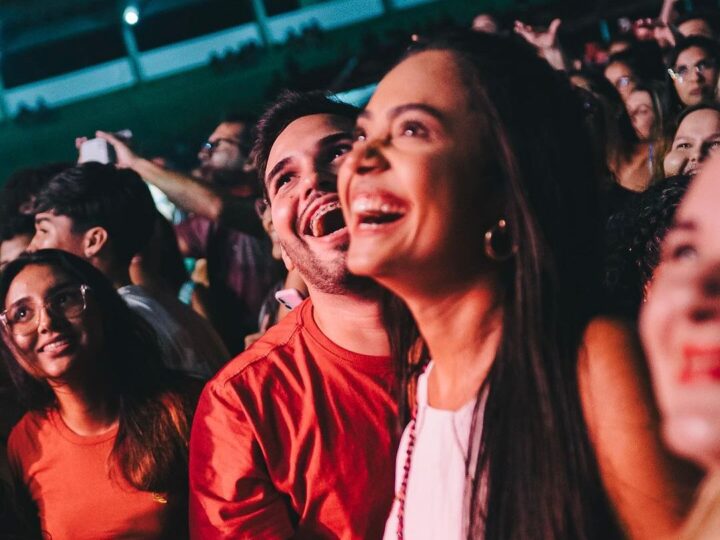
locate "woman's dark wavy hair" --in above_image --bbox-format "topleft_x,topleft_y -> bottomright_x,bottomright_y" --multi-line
0,250 -> 192,493
604,175 -> 691,317
402,31 -> 622,539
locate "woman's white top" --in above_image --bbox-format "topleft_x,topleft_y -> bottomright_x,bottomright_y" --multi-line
383,362 -> 487,540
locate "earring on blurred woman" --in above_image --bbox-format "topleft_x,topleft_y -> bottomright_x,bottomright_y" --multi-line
483,218 -> 517,261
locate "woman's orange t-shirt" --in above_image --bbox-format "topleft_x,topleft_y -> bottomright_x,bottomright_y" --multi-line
7,408 -> 183,539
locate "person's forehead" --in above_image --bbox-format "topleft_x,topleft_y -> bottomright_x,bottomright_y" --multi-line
211,121 -> 245,140
679,19 -> 712,34
368,50 -> 469,111
606,61 -> 630,74
36,212 -> 73,228
677,46 -> 709,64
628,91 -> 652,107
6,264 -> 63,302
678,109 -> 720,134
266,114 -> 353,171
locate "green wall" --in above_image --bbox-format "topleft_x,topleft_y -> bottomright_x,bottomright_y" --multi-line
0,0 -> 551,182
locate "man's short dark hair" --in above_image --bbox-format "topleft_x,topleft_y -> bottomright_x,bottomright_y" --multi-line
33,162 -> 157,265
250,90 -> 359,196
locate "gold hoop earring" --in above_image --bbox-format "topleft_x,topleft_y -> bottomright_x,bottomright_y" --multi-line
484,219 -> 517,262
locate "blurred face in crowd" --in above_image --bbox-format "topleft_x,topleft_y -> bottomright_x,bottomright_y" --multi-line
641,156 -> 720,469
678,18 -> 714,39
472,14 -> 498,34
198,121 -> 246,173
604,60 -> 636,101
663,108 -> 720,177
670,46 -> 719,106
264,113 -> 356,293
339,50 -> 493,291
626,89 -> 656,141
0,234 -> 31,272
608,40 -> 631,56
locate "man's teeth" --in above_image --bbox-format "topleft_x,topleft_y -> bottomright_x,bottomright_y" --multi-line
309,201 -> 346,237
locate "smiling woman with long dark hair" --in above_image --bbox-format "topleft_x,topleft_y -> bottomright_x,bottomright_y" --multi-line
339,30 -> 697,540
1,249 -> 197,539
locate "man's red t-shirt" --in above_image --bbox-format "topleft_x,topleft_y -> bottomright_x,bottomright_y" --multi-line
189,299 -> 399,539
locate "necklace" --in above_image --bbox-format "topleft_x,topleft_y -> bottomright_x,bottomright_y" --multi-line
396,415 -> 417,540
395,378 -> 484,540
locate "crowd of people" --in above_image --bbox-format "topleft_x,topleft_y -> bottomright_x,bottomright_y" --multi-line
1,0 -> 720,538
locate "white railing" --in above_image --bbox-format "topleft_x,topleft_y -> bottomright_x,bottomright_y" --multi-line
3,0 -> 428,116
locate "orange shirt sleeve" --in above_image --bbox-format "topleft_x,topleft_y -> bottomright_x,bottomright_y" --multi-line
189,377 -> 295,540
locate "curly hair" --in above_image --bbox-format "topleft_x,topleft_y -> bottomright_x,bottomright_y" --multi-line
604,175 -> 692,316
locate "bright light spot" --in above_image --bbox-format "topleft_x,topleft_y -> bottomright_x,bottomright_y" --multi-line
123,6 -> 140,25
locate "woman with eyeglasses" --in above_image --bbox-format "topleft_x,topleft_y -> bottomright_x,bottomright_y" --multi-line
667,37 -> 720,107
0,249 -> 197,539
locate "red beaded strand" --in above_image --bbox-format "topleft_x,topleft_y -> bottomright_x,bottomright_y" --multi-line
396,416 -> 418,540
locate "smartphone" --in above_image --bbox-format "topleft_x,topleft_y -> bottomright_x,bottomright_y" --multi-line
78,129 -> 133,165
275,288 -> 305,310
79,138 -> 116,164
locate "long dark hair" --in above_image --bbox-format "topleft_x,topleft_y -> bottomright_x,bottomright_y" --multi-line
402,31 -> 622,539
0,249 -> 193,493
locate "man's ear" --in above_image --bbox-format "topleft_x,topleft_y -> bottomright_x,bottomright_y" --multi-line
82,226 -> 109,259
280,245 -> 295,272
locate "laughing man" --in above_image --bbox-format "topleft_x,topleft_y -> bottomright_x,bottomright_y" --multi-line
189,91 -> 400,539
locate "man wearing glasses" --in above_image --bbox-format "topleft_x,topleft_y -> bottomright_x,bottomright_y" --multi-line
99,116 -> 277,354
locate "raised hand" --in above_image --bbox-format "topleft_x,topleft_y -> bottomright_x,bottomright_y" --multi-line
514,18 -> 561,51
95,130 -> 139,169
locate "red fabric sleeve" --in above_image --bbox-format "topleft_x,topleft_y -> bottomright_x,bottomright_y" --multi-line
189,378 -> 295,540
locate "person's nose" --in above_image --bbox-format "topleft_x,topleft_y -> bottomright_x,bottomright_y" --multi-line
352,136 -> 390,176
36,304 -> 61,334
691,66 -> 704,83
26,235 -> 40,253
299,169 -> 337,202
689,145 -> 703,165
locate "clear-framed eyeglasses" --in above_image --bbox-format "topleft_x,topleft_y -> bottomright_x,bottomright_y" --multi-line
0,284 -> 90,336
199,137 -> 241,155
668,59 -> 717,83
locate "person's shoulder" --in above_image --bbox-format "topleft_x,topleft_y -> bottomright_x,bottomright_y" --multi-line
578,316 -> 644,382
577,316 -> 655,433
581,316 -> 639,357
7,410 -> 48,455
117,285 -> 154,307
208,307 -> 306,392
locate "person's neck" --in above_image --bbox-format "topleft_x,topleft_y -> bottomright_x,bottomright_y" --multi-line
309,286 -> 389,357
101,263 -> 132,290
51,378 -> 117,437
405,277 -> 502,411
615,142 -> 652,192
